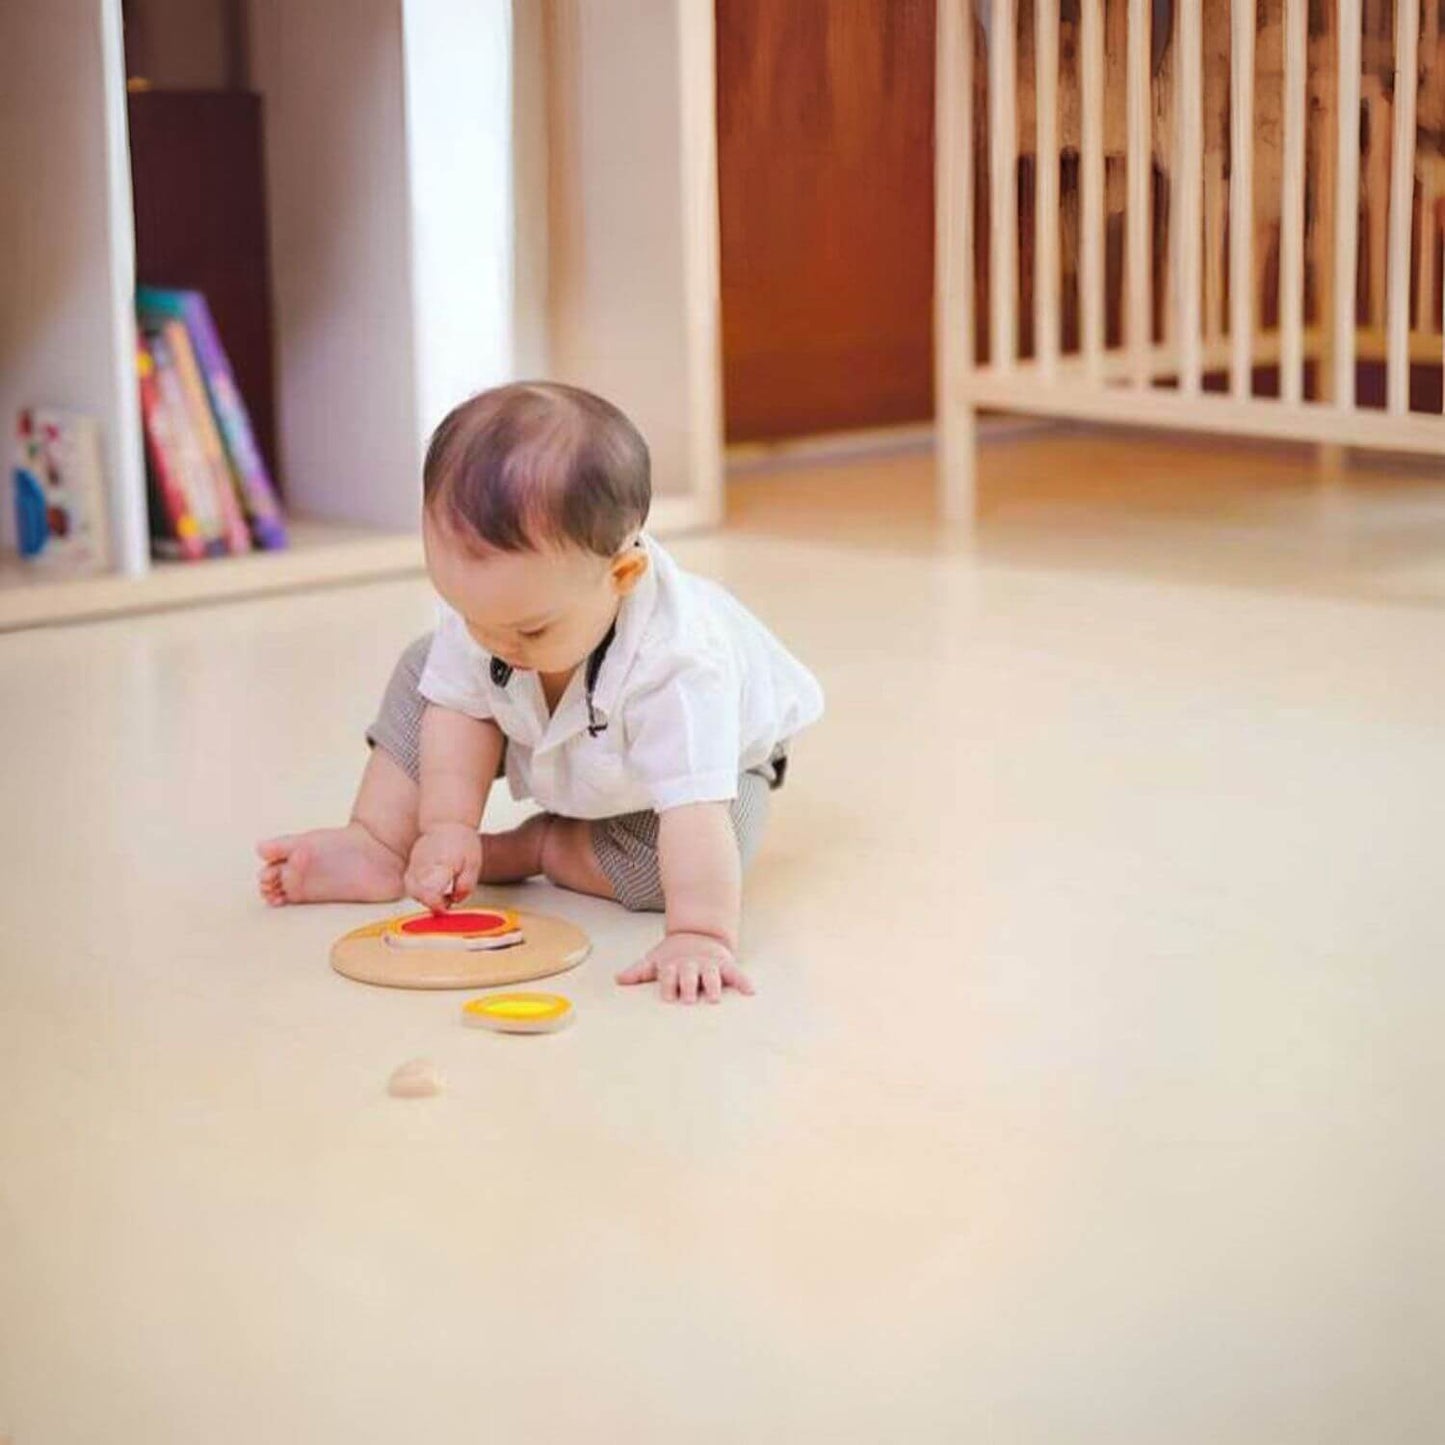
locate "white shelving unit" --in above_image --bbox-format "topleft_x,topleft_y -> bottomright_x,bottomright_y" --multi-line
0,0 -> 724,631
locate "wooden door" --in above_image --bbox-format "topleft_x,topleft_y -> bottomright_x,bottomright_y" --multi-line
716,0 -> 936,441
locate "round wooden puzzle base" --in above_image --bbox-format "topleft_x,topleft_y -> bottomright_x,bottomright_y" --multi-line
331,899 -> 591,990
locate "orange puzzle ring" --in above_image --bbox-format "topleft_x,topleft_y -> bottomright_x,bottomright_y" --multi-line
387,908 -> 521,939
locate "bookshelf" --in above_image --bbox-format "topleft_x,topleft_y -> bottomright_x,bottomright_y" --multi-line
1,0 -> 725,631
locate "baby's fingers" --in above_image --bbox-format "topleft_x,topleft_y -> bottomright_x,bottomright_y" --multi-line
409,864 -> 454,913
678,960 -> 701,1005
720,962 -> 756,996
701,962 -> 723,1003
615,957 -> 658,986
452,858 -> 479,905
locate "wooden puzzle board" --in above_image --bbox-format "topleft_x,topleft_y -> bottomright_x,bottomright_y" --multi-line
331,900 -> 591,990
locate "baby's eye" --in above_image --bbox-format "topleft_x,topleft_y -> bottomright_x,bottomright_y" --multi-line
518,626 -> 549,641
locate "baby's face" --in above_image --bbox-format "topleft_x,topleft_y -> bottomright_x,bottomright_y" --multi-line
423,513 -> 640,677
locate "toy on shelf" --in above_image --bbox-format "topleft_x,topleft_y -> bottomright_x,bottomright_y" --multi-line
13,408 -> 110,570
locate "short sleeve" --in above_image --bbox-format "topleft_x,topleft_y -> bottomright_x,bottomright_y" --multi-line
417,604 -> 495,720
623,651 -> 742,812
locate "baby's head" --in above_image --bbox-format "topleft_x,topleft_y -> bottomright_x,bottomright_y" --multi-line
422,382 -> 651,675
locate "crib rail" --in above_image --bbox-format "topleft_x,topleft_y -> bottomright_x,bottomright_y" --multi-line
936,0 -> 1445,520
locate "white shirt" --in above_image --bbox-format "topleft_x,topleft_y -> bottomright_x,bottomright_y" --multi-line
417,535 -> 825,819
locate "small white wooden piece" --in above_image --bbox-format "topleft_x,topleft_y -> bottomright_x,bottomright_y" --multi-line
388,1059 -> 443,1098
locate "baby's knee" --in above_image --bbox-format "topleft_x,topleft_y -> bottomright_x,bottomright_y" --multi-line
537,815 -> 584,882
539,816 -> 641,906
365,634 -> 434,784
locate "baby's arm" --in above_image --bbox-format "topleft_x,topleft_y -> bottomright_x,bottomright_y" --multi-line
615,802 -> 754,1003
404,704 -> 505,911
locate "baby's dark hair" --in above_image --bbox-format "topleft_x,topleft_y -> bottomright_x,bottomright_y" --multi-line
423,382 -> 650,556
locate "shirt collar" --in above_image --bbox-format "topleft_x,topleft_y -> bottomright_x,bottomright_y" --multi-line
586,533 -> 659,724
527,534 -> 659,752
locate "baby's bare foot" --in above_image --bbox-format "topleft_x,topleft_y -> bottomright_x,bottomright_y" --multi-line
256,824 -> 405,906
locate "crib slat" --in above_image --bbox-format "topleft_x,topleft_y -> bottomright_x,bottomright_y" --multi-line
1417,167 -> 1436,333
1280,0 -> 1307,404
1035,0 -> 1060,375
990,0 -> 1018,368
1334,0 -> 1362,409
1387,0 -> 1419,415
1081,0 -> 1104,380
1127,0 -> 1151,387
1229,0 -> 1255,398
1205,162 -> 1226,344
1176,0 -> 1204,392
935,0 -> 975,518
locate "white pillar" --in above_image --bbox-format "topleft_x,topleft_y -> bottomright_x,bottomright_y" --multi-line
402,0 -> 517,443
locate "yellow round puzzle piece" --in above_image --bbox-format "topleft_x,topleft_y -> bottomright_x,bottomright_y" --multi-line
462,992 -> 574,1034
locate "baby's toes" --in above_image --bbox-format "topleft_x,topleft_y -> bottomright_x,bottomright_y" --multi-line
278,845 -> 312,901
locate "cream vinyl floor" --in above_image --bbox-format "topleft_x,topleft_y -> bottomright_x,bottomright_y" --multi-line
2,432 -> 1443,1443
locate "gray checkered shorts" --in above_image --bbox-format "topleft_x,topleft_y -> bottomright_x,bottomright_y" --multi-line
367,635 -> 785,912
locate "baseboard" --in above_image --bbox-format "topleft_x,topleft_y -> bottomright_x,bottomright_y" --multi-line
725,416 -> 1058,475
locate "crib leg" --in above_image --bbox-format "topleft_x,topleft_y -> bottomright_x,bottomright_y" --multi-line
938,399 -> 978,527
1315,441 -> 1348,483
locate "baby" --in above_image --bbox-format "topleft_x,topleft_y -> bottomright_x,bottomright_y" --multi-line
257,382 -> 823,1003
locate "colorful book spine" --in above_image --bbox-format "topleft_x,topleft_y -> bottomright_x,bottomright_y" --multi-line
161,319 -> 252,555
136,340 -> 206,561
144,326 -> 228,556
12,408 -> 111,571
136,286 -> 287,549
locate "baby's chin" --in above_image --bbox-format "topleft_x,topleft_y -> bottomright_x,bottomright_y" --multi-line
517,650 -> 587,676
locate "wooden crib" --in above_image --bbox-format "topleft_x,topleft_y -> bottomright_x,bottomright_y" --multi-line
935,0 -> 1445,519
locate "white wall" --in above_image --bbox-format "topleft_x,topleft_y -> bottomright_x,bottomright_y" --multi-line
0,0 -> 148,572
544,0 -> 722,512
402,0 -> 517,440
248,0 -> 423,530
203,0 -> 717,532
511,0 -> 552,378
250,0 -> 521,531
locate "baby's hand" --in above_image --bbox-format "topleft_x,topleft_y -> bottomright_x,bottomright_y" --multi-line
616,931 -> 754,1004
405,824 -> 482,912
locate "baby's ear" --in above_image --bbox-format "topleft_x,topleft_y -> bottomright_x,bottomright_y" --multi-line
611,545 -> 649,595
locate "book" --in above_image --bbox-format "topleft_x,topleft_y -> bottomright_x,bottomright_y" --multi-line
143,325 -> 229,556
12,408 -> 110,570
136,339 -> 206,561
136,286 -> 287,549
160,319 -> 251,555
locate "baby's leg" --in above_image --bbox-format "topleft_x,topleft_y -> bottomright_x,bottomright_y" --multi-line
586,769 -> 773,913
257,637 -> 429,906
483,758 -> 778,909
478,815 -> 618,900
